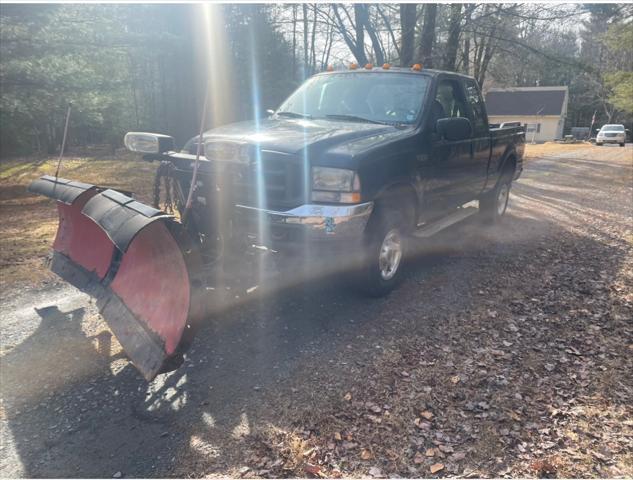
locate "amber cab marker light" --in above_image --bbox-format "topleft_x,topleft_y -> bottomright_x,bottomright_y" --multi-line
412,63 -> 422,71
326,65 -> 334,72
383,63 -> 391,70
365,63 -> 373,70
349,63 -> 358,70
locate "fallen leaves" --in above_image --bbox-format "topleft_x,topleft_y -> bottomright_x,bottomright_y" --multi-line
360,449 -> 373,460
234,154 -> 633,479
368,466 -> 383,478
420,410 -> 434,420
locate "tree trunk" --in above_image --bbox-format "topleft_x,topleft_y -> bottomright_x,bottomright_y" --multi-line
353,5 -> 367,65
444,4 -> 462,71
333,4 -> 368,65
462,35 -> 470,75
302,4 -> 309,77
377,5 -> 401,59
419,4 -> 437,67
310,4 -> 317,74
362,6 -> 385,65
399,4 -> 416,66
291,4 -> 297,79
477,39 -> 496,86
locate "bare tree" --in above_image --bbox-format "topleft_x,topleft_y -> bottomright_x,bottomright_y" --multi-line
444,4 -> 462,71
399,4 -> 416,66
419,4 -> 437,67
332,4 -> 368,65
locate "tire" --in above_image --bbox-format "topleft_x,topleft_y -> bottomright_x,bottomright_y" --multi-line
596,142 -> 603,146
358,209 -> 407,297
620,143 -> 625,147
480,174 -> 512,224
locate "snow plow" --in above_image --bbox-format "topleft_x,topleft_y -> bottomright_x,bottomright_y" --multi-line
28,175 -> 205,380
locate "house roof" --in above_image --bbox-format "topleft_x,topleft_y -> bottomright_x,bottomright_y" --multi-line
485,87 -> 568,116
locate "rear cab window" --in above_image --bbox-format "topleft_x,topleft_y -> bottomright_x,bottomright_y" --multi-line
463,78 -> 489,136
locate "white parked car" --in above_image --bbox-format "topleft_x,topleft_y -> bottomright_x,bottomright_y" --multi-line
596,124 -> 627,146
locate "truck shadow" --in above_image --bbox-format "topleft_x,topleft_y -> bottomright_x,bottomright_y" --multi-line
1,156 -> 630,477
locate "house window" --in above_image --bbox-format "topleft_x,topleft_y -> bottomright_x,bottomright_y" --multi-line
524,123 -> 541,133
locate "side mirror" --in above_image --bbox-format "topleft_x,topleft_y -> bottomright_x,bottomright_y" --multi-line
124,132 -> 175,154
266,109 -> 275,116
436,117 -> 472,141
595,128 -> 600,132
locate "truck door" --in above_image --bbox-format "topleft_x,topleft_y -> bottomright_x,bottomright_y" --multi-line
424,77 -> 473,214
462,78 -> 491,196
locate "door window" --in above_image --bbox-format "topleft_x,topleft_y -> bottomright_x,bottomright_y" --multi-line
430,79 -> 469,132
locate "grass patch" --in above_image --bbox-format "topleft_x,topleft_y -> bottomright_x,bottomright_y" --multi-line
524,141 -> 592,160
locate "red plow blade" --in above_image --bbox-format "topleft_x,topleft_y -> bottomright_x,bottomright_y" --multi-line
28,176 -> 204,380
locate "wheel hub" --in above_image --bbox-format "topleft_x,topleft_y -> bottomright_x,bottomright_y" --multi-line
497,183 -> 510,216
379,229 -> 402,281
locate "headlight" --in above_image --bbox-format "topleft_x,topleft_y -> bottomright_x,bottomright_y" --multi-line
311,167 -> 361,203
205,141 -> 250,163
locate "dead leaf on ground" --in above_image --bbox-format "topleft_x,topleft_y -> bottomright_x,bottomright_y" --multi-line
421,410 -> 434,420
368,466 -> 383,477
360,449 -> 373,460
430,463 -> 445,474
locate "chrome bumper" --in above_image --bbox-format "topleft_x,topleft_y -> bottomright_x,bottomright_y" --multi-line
235,202 -> 374,240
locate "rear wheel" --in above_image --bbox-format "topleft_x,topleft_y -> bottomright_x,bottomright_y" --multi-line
480,175 -> 511,224
620,143 -> 625,147
358,209 -> 407,297
596,142 -> 603,146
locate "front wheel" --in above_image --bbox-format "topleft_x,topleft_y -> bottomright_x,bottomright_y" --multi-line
596,142 -> 603,146
480,177 -> 511,224
620,143 -> 625,147
358,211 -> 406,297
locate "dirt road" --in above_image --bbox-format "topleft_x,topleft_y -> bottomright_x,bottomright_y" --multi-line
1,145 -> 631,478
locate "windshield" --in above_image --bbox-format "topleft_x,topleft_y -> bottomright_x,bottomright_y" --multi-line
277,72 -> 430,125
601,125 -> 624,132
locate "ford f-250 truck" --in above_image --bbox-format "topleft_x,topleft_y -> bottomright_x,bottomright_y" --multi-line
30,65 -> 525,379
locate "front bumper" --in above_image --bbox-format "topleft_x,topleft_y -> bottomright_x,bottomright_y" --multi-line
597,136 -> 625,144
234,202 -> 374,241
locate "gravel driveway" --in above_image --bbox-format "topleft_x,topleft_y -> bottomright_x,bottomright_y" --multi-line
1,145 -> 631,478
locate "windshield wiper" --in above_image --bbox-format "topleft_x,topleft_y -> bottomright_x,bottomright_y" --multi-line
325,114 -> 387,125
276,111 -> 312,119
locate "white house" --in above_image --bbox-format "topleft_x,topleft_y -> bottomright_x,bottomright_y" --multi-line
485,86 -> 569,142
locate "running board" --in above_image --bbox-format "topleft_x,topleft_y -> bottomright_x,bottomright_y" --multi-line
412,206 -> 478,238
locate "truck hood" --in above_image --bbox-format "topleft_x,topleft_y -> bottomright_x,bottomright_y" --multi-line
201,117 -> 414,166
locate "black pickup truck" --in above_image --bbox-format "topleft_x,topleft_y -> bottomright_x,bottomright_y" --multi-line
137,66 -> 525,295
30,66 -> 525,379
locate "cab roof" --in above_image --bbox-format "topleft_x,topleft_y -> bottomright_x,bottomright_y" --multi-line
316,66 -> 476,81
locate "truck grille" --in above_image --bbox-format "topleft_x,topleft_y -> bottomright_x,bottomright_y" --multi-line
232,151 -> 306,210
